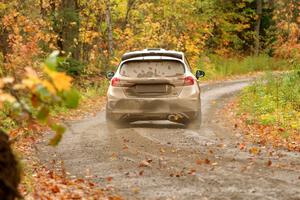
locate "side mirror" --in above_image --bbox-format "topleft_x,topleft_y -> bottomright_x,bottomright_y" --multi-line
106,71 -> 115,80
195,70 -> 205,79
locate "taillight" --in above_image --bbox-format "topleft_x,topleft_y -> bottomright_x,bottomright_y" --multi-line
184,76 -> 195,86
111,77 -> 121,87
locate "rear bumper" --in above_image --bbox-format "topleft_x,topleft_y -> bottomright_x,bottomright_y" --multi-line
106,98 -> 200,121
106,84 -> 201,121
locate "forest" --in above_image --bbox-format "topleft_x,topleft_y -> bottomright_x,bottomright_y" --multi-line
1,0 -> 299,75
0,0 -> 299,199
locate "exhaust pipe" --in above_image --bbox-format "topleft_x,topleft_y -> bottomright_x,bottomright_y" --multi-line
168,113 -> 190,123
168,114 -> 177,122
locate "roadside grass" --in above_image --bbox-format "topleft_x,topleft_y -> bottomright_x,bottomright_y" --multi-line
199,54 -> 291,80
80,79 -> 108,100
238,69 -> 300,138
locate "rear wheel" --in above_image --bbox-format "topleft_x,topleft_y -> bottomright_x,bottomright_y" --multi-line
185,113 -> 202,131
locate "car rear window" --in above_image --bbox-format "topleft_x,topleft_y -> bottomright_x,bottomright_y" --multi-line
119,60 -> 185,78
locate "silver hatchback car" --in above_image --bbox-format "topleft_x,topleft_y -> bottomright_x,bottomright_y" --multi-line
106,48 -> 205,129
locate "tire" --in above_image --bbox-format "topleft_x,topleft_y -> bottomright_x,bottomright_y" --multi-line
185,112 -> 202,131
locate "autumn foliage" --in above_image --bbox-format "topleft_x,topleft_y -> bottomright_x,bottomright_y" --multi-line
0,0 -> 299,199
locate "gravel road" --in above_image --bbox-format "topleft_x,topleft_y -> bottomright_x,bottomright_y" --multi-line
38,79 -> 300,200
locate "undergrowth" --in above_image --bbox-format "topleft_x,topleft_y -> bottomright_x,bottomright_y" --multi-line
200,54 -> 291,79
239,69 -> 300,136
50,79 -> 109,116
1,79 -> 109,131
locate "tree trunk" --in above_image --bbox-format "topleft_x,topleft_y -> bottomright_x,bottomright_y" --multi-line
123,0 -> 136,30
291,0 -> 299,27
255,0 -> 262,55
105,0 -> 114,60
40,0 -> 46,16
49,0 -> 64,51
0,27 -> 10,66
60,0 -> 80,60
0,130 -> 21,200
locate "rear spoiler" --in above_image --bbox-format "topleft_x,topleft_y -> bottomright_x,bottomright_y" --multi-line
121,52 -> 183,61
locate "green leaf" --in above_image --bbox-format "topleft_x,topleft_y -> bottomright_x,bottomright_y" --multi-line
64,88 -> 80,109
49,123 -> 65,146
0,3 -> 7,10
36,84 -> 51,99
36,107 -> 49,123
45,50 -> 60,70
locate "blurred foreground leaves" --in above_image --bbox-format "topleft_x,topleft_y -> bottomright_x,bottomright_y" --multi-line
0,51 -> 80,145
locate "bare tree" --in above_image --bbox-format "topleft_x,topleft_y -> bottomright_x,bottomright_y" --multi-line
60,0 -> 80,60
105,0 -> 114,59
255,0 -> 262,55
123,0 -> 137,29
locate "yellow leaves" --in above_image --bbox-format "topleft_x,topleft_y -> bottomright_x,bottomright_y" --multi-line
0,2 -> 7,10
0,77 -> 17,108
44,68 -> 72,92
51,72 -> 72,91
236,23 -> 250,32
22,67 -> 42,89
0,78 -> 15,99
16,64 -> 72,95
237,2 -> 246,8
290,120 -> 300,130
0,92 -> 16,106
80,30 -> 100,43
2,77 -> 14,84
42,80 -> 56,94
249,147 -> 260,155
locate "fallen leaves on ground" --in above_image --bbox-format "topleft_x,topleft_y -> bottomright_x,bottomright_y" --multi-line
10,93 -> 119,199
195,158 -> 211,165
249,147 -> 261,155
13,129 -> 120,199
267,160 -> 272,166
223,101 -> 300,152
138,159 -> 152,168
29,165 -> 108,199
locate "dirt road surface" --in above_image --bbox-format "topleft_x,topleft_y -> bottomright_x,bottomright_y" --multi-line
38,79 -> 300,200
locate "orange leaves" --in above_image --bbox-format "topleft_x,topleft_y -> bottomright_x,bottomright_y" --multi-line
267,160 -> 272,166
273,1 -> 300,59
21,53 -> 72,94
0,92 -> 16,108
195,158 -> 211,165
44,67 -> 72,92
106,177 -> 113,182
0,51 -> 80,147
22,66 -> 72,95
249,147 -> 260,155
239,143 -> 246,150
138,159 -> 152,168
26,165 -> 106,199
0,77 -> 16,108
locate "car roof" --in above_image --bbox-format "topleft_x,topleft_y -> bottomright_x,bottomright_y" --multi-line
121,49 -> 184,61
